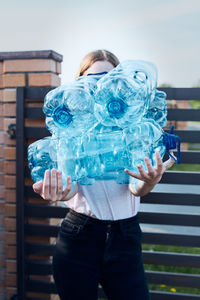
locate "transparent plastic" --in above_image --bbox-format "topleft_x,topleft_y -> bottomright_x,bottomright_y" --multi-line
28,137 -> 58,182
28,60 -> 180,186
94,60 -> 159,127
43,76 -> 99,137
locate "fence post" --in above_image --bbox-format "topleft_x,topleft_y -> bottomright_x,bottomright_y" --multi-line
0,50 -> 62,300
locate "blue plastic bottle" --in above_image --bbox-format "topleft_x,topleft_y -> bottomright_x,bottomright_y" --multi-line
94,60 -> 158,127
28,137 -> 58,183
43,76 -> 99,137
144,90 -> 167,128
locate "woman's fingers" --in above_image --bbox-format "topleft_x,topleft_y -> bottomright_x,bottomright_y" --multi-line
144,157 -> 156,177
125,153 -> 164,184
43,170 -> 50,200
62,176 -> 72,199
124,169 -> 142,180
51,169 -> 57,201
125,165 -> 149,181
125,152 -> 175,185
137,164 -> 149,180
33,170 -> 69,202
57,171 -> 63,195
155,152 -> 163,173
163,155 -> 175,170
42,170 -> 71,202
32,180 -> 43,194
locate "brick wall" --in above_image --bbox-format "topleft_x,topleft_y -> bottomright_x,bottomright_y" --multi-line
0,59 -> 5,300
0,50 -> 62,300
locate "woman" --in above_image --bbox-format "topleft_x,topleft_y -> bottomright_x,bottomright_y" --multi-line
33,49 -> 174,300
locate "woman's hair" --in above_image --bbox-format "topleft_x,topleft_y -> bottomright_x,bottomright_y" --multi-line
76,49 -> 120,78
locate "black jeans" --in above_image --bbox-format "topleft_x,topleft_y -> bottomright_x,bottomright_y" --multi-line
53,209 -> 150,300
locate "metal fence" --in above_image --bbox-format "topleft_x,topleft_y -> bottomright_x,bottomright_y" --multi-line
16,87 -> 200,299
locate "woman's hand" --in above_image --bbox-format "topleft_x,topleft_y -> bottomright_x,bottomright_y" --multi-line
32,169 -> 72,202
125,152 -> 175,196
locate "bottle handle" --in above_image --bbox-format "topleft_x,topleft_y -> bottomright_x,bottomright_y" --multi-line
163,125 -> 181,164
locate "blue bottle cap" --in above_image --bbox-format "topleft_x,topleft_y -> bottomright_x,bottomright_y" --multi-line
87,71 -> 108,76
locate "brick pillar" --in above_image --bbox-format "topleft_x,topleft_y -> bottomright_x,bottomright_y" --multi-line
0,59 -> 5,300
0,50 -> 62,300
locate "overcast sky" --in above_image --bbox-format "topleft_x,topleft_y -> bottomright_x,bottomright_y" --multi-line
0,0 -> 200,87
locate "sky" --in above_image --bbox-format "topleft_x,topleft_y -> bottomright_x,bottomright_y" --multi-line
0,0 -> 200,87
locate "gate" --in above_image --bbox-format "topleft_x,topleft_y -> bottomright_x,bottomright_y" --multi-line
16,86 -> 200,299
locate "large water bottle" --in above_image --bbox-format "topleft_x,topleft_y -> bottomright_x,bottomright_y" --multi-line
28,122 -> 180,186
28,137 -> 58,183
28,124 -> 180,185
55,121 -> 180,185
144,90 -> 167,128
54,127 -> 126,185
79,120 -> 166,184
43,75 -> 99,137
94,60 -> 158,127
56,136 -> 86,186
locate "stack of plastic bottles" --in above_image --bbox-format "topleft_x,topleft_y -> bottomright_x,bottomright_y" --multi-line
28,60 -> 181,186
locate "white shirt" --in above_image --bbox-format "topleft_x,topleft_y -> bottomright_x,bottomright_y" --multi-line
63,180 -> 140,220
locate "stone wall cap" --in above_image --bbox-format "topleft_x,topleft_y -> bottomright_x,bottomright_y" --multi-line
0,50 -> 63,62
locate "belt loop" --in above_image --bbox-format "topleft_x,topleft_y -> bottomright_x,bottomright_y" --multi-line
83,216 -> 91,226
68,209 -> 90,227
